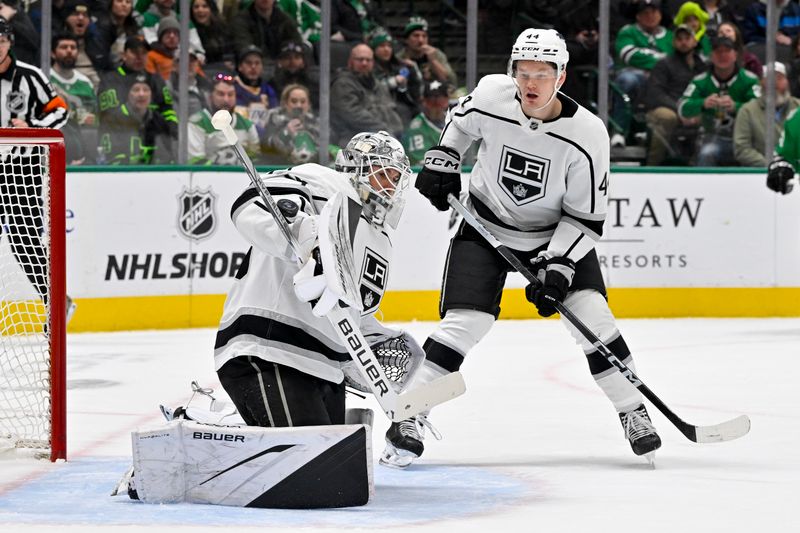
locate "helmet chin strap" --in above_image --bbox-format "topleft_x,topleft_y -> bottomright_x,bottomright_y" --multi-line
514,66 -> 565,116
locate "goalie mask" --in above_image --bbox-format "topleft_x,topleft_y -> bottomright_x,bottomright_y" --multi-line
507,28 -> 569,114
335,131 -> 411,229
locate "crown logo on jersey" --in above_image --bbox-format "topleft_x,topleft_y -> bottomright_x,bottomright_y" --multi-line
177,188 -> 217,241
497,145 -> 550,205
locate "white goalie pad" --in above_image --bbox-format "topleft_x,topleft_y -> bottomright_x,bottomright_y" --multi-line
128,409 -> 374,509
317,191 -> 363,312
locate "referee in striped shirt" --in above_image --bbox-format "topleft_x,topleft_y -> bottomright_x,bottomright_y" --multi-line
0,15 -> 74,321
0,16 -> 67,128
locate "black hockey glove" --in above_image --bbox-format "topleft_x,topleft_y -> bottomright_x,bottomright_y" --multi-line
767,158 -> 795,194
415,145 -> 462,211
526,255 -> 576,318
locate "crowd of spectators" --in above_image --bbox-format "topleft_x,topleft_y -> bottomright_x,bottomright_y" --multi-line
2,0 -> 799,167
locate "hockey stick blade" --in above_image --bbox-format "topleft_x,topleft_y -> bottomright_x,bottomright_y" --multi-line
447,194 -> 751,444
683,414 -> 751,443
393,372 -> 467,420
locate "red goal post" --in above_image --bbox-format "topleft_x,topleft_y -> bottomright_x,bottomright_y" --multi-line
0,128 -> 66,461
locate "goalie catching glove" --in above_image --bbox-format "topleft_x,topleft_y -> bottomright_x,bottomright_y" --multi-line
526,252 -> 575,317
767,158 -> 795,194
343,331 -> 424,394
415,145 -> 462,211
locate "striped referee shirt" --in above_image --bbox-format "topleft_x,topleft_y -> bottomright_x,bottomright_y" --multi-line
0,57 -> 68,129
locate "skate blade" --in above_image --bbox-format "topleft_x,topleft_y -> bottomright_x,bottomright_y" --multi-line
110,465 -> 134,496
644,451 -> 656,468
378,443 -> 418,469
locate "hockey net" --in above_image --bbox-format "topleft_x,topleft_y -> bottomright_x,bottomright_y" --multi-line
0,129 -> 66,461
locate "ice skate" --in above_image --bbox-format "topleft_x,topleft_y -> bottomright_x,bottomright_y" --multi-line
619,404 -> 661,465
379,414 -> 440,469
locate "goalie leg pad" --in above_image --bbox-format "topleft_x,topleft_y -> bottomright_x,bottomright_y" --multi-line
128,418 -> 373,508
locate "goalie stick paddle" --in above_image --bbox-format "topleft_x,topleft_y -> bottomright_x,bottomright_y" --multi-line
447,194 -> 750,444
211,110 -> 465,422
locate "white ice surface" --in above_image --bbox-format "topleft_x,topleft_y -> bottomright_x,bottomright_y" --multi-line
1,318 -> 798,532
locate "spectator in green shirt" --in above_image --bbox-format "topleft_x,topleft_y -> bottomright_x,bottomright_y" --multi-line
678,35 -> 760,166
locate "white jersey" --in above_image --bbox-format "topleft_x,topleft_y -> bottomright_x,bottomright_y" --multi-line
214,164 -> 396,384
442,74 -> 610,262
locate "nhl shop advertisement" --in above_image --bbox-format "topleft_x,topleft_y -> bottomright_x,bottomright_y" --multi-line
62,169 -> 800,301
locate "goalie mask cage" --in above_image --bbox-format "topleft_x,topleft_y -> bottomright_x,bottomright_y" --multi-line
0,129 -> 66,462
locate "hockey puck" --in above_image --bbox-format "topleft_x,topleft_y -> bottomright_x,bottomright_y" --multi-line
276,199 -> 299,219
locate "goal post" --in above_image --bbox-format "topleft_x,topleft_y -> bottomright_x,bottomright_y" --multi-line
0,128 -> 66,461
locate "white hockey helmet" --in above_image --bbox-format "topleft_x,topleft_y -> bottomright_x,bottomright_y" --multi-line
507,28 -> 569,78
335,131 -> 411,229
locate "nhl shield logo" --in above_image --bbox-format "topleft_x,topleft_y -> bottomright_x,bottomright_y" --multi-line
360,247 -> 388,314
497,145 -> 550,205
177,188 -> 217,241
6,91 -> 27,115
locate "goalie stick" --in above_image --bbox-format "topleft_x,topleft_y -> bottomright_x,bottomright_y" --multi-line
211,110 -> 466,422
447,194 -> 750,444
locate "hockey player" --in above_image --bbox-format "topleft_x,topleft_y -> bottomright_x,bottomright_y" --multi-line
214,130 -> 420,427
381,29 -> 662,468
767,106 -> 800,194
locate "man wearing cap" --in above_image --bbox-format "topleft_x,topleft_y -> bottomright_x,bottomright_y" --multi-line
678,35 -> 760,166
141,0 -> 205,59
330,43 -> 403,146
234,44 -> 278,138
146,16 -> 184,81
612,0 -> 672,146
735,62 -> 800,167
397,16 -> 456,87
369,25 -> 422,125
231,0 -> 301,61
98,35 -> 177,138
63,0 -> 105,87
643,23 -> 707,165
402,80 -> 451,165
271,40 -> 319,108
98,73 -> 176,165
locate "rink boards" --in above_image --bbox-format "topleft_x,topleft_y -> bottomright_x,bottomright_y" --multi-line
55,167 -> 800,331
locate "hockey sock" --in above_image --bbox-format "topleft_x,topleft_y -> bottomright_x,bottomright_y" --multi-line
593,354 -> 643,413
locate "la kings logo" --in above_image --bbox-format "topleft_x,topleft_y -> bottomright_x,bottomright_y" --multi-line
178,188 -> 217,241
497,145 -> 550,205
360,248 -> 388,314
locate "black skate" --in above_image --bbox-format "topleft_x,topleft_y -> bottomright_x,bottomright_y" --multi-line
619,404 -> 662,464
379,415 -> 439,469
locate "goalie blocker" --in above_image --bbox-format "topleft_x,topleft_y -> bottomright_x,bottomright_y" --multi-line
121,409 -> 374,509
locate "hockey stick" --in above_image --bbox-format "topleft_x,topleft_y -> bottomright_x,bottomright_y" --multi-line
211,110 -> 466,422
447,194 -> 750,443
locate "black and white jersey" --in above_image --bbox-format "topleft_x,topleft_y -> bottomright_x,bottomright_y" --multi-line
441,74 -> 610,262
0,58 -> 68,129
214,164 -> 395,384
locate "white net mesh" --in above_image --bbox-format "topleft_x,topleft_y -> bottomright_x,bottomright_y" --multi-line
0,144 -> 53,455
